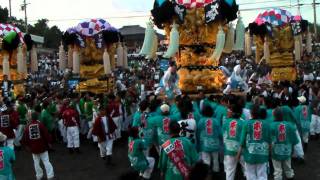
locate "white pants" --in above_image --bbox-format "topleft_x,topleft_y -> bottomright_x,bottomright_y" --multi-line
66,126 -> 80,148
224,155 -> 243,180
293,130 -> 304,159
310,114 -> 320,135
141,157 -> 155,179
112,116 -> 121,139
201,152 -> 219,172
87,121 -> 98,142
272,159 -> 294,180
245,162 -> 267,180
80,118 -> 89,135
302,132 -> 309,143
6,139 -> 14,150
58,119 -> 67,143
14,124 -> 25,146
99,139 -> 114,157
32,151 -> 54,180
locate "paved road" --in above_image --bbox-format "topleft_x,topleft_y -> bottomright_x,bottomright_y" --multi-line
14,138 -> 320,180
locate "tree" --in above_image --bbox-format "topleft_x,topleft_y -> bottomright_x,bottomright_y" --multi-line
0,6 -> 9,23
44,25 -> 62,49
28,19 -> 50,36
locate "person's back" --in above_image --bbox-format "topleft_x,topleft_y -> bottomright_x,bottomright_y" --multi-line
0,146 -> 15,180
270,121 -> 298,161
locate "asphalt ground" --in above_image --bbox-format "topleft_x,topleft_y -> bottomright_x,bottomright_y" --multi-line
13,136 -> 320,180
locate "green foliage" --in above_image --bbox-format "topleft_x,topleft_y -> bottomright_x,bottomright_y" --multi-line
0,7 -> 62,49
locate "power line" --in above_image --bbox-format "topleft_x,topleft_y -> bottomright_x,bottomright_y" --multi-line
26,3 -> 318,23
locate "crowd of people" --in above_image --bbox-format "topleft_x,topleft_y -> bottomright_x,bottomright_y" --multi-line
0,51 -> 320,180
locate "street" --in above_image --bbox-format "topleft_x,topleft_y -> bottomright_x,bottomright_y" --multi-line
14,138 -> 320,180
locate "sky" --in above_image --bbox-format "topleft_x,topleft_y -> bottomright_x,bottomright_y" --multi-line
0,0 -> 319,32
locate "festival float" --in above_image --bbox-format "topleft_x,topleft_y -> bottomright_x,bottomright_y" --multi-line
247,8 -> 310,82
62,19 -> 126,94
0,23 -> 34,96
141,0 -> 240,94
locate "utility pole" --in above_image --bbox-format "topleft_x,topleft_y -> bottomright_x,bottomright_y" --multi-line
8,0 -> 12,17
313,0 -> 318,41
21,0 -> 29,33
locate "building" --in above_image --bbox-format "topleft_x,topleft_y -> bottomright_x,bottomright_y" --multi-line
119,25 -> 164,53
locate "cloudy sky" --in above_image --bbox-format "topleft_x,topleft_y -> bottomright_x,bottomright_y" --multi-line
0,0 -> 318,31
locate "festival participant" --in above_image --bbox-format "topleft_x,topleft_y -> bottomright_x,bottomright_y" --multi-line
223,60 -> 248,94
107,94 -> 122,140
149,104 -> 179,149
215,96 -> 228,125
84,95 -> 94,132
87,98 -> 99,142
57,99 -> 68,143
92,107 -> 117,165
294,96 -> 311,152
62,101 -> 80,154
270,108 -> 299,180
197,105 -> 221,174
155,62 -> 181,98
22,112 -> 54,180
310,92 -> 320,140
0,132 -> 15,180
39,101 -> 54,135
132,100 -> 154,155
128,127 -> 155,180
238,105 -> 270,180
0,75 -> 14,101
159,121 -> 198,180
0,104 -> 18,150
15,97 -> 28,148
280,101 -> 304,161
223,103 -> 245,180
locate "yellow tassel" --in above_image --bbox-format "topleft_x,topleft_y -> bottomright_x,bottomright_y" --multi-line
123,45 -> 128,69
59,43 -> 66,71
72,47 -> 80,74
306,31 -> 312,53
2,55 -> 10,79
294,35 -> 302,62
17,46 -> 24,73
31,46 -> 38,73
223,24 -> 234,53
245,32 -> 252,56
263,37 -> 270,63
116,42 -> 124,67
103,49 -> 111,75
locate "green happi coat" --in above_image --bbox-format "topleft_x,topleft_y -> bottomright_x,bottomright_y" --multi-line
149,114 -> 179,146
215,104 -> 227,125
132,111 -> 156,147
40,109 -> 54,132
222,118 -> 244,156
270,121 -> 299,161
197,117 -> 221,152
240,119 -> 270,164
159,137 -> 198,180
294,105 -> 311,134
17,103 -> 28,125
128,138 -> 149,171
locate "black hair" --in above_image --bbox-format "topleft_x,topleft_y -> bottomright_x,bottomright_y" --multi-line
189,162 -> 209,180
149,98 -> 162,112
139,100 -> 149,112
169,121 -> 181,135
273,107 -> 283,122
202,105 -> 213,118
251,105 -> 260,119
259,107 -> 267,120
128,127 -> 139,139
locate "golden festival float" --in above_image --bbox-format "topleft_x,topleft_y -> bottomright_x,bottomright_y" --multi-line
247,9 -> 310,82
141,0 -> 240,93
61,19 -> 127,94
0,23 -> 35,96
